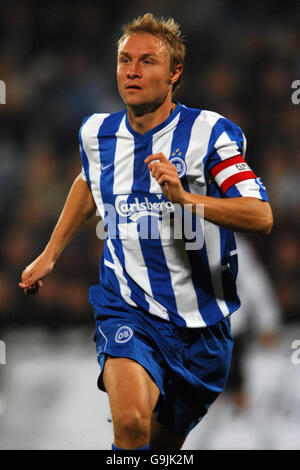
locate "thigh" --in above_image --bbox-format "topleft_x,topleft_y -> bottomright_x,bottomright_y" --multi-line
103,356 -> 160,419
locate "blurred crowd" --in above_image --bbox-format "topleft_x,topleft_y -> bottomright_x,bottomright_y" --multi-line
0,0 -> 299,330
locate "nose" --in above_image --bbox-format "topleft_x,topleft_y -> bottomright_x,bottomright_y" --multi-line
127,60 -> 141,79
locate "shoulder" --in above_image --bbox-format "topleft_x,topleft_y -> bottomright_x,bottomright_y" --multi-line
181,103 -> 242,133
79,113 -> 109,140
202,110 -> 244,139
180,103 -> 221,123
79,110 -> 126,141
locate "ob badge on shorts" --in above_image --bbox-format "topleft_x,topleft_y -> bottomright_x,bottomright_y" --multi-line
115,326 -> 134,344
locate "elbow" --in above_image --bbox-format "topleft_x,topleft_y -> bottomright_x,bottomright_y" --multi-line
245,200 -> 273,235
260,217 -> 273,235
258,206 -> 274,236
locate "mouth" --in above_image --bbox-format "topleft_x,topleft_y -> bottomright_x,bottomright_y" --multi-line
126,85 -> 142,90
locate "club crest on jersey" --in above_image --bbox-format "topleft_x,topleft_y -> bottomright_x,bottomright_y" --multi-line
170,155 -> 186,178
115,326 -> 133,344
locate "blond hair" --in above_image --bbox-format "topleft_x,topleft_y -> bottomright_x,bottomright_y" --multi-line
117,13 -> 186,93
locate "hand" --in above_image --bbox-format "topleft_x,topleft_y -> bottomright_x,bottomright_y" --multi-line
19,252 -> 55,295
144,153 -> 186,204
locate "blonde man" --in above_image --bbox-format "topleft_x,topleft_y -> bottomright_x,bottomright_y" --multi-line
20,14 -> 273,450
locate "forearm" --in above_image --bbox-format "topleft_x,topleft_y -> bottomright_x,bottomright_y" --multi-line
145,153 -> 273,236
44,174 -> 96,261
180,192 -> 273,235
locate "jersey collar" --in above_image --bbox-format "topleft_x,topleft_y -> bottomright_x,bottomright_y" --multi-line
125,101 -> 182,140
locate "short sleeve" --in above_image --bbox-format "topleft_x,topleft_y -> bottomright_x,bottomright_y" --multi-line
206,117 -> 269,201
78,115 -> 93,188
80,162 -> 87,182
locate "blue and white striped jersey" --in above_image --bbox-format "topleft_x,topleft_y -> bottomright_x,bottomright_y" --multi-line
79,102 -> 269,328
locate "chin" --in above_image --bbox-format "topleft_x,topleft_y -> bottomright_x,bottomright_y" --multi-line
124,95 -> 144,106
123,95 -> 166,116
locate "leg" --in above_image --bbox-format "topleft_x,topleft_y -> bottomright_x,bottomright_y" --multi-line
103,356 -> 160,449
150,413 -> 186,450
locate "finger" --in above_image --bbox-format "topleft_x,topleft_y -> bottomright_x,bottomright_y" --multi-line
24,286 -> 39,296
157,174 -> 172,185
24,281 -> 42,296
19,280 -> 35,289
21,271 -> 33,283
148,161 -> 175,172
144,153 -> 168,164
20,274 -> 39,288
19,279 -> 43,289
149,162 -> 165,178
148,162 -> 178,180
21,266 -> 34,279
148,161 -> 173,170
19,282 -> 29,288
150,166 -> 178,181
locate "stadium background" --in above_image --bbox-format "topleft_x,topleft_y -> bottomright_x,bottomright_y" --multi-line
0,0 -> 300,449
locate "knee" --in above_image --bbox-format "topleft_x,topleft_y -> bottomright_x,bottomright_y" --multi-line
114,408 -> 150,443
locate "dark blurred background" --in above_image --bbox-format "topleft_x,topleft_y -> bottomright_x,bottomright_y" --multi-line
0,0 -> 300,449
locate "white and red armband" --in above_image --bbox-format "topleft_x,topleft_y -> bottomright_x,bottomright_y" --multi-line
210,154 -> 257,194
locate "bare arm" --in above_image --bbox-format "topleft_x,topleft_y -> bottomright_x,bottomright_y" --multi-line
19,174 -> 96,294
145,153 -> 273,235
179,192 -> 273,235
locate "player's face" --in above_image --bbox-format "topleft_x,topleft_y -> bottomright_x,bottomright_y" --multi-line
117,34 -> 173,113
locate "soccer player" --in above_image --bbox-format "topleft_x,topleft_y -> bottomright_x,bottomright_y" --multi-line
19,14 -> 273,450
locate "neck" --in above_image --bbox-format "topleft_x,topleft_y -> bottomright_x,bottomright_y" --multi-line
127,97 -> 176,135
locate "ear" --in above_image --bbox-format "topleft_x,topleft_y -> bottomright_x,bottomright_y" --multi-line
170,64 -> 183,85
